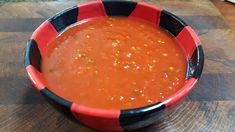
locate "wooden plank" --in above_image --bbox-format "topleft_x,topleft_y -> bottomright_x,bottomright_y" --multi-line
140,101 -> 235,132
0,101 -> 234,131
0,0 -> 222,19
181,16 -> 229,30
140,0 -> 223,16
188,73 -> 235,101
0,1 -> 91,19
0,16 -> 229,32
0,32 -> 30,78
0,104 -> 94,132
0,76 -> 47,104
0,32 -> 46,104
199,29 -> 235,74
0,18 -> 45,32
211,0 -> 235,31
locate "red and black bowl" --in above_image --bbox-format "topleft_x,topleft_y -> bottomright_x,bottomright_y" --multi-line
24,0 -> 204,131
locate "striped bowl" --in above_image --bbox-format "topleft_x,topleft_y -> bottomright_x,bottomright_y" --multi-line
24,0 -> 204,131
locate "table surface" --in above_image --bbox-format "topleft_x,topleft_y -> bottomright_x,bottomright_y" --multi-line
0,0 -> 234,131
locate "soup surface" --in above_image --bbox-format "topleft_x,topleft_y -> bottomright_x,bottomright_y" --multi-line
42,17 -> 187,110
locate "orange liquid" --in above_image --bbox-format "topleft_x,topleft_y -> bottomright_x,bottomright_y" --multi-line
42,17 -> 187,110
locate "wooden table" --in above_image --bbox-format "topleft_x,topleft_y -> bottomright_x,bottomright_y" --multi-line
0,0 -> 234,131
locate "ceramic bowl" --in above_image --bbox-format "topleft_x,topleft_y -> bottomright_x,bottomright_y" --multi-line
24,0 -> 204,131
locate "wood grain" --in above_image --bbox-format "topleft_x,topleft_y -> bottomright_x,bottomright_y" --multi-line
0,104 -> 93,132
212,0 -> 235,31
0,16 -> 229,32
0,0 -> 234,131
144,101 -> 235,132
138,0 -> 222,16
0,0 -> 222,18
0,101 -> 234,132
0,1 -> 92,19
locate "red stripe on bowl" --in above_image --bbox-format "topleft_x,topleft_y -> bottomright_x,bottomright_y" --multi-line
31,21 -> 58,57
176,26 -> 201,58
26,65 -> 46,91
78,1 -> 107,21
71,104 -> 123,131
129,2 -> 161,25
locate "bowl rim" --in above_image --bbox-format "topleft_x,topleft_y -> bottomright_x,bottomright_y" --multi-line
24,0 -> 204,119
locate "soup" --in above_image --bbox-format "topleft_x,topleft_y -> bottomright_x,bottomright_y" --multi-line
42,17 -> 187,110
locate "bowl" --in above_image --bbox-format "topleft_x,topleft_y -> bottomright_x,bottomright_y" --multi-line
24,0 -> 204,131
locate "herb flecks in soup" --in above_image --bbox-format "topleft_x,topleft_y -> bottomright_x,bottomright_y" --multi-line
42,17 -> 187,110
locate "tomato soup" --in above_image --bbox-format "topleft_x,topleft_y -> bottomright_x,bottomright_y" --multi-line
42,17 -> 187,110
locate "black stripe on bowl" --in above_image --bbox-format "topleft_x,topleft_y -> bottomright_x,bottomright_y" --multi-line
191,45 -> 204,79
24,39 -> 41,72
48,6 -> 78,32
41,88 -> 72,112
102,0 -> 137,17
119,102 -> 165,131
186,59 -> 194,80
160,10 -> 187,37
